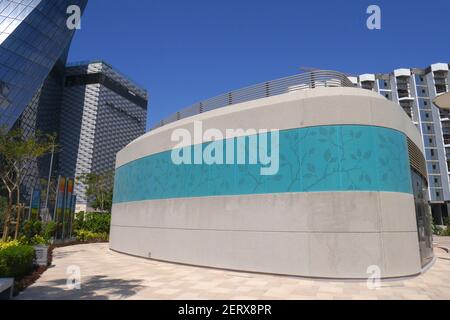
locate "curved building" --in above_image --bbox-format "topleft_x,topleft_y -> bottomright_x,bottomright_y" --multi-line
111,71 -> 434,279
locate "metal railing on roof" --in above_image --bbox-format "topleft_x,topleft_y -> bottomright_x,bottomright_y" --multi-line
153,70 -> 354,129
66,60 -> 147,92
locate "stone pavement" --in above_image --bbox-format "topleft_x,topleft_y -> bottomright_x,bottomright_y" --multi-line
17,240 -> 450,300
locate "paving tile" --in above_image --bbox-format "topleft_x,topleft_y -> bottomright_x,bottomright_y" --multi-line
16,243 -> 450,300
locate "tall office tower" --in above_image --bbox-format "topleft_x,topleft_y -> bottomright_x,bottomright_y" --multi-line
58,61 -> 148,211
350,63 -> 450,224
0,0 -> 88,201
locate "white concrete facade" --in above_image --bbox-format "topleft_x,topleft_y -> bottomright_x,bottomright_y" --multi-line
111,87 -> 431,279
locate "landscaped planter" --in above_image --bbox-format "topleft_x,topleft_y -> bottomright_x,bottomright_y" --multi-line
33,245 -> 49,267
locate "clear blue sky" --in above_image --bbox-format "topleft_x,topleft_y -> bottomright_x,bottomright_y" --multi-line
68,0 -> 450,130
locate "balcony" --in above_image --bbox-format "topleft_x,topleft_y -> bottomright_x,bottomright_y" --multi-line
436,85 -> 448,94
435,78 -> 448,86
396,82 -> 409,90
444,138 -> 450,146
361,82 -> 375,91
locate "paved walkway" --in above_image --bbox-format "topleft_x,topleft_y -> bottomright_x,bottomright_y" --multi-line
17,240 -> 450,300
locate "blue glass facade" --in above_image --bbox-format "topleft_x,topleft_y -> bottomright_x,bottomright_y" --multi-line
0,0 -> 88,130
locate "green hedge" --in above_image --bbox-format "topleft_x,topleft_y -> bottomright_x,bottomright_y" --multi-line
0,244 -> 35,278
74,212 -> 111,234
75,230 -> 109,242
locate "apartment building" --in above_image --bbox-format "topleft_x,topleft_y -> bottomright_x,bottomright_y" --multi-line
350,63 -> 450,224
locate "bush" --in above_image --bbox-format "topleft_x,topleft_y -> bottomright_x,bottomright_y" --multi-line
0,240 -> 20,250
18,235 -> 49,246
440,227 -> 450,237
443,217 -> 450,227
75,229 -> 108,243
73,211 -> 85,232
74,212 -> 111,234
21,220 -> 42,240
42,221 -> 57,241
0,244 -> 35,278
432,223 -> 442,235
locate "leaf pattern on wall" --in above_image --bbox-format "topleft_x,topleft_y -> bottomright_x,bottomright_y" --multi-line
114,126 -> 413,203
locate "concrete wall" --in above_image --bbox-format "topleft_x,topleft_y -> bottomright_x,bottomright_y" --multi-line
110,87 -> 425,279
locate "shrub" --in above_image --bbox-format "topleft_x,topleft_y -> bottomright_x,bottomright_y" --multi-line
74,212 -> 111,234
42,221 -> 57,241
18,235 -> 49,246
440,227 -> 450,237
0,240 -> 20,250
0,244 -> 35,278
75,229 -> 109,243
432,223 -> 440,235
443,217 -> 450,227
73,211 -> 86,231
21,220 -> 42,239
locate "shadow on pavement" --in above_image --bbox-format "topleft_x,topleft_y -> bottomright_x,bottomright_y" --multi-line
16,275 -> 145,300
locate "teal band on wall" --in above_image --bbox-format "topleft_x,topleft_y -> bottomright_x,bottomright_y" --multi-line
113,125 -> 413,204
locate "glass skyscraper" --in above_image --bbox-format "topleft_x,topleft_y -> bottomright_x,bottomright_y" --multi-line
0,0 -> 88,203
0,0 -> 88,130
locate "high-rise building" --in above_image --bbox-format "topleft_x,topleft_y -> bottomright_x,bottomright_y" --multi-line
350,63 -> 450,224
0,0 -> 88,131
59,61 -> 148,211
0,1 -> 148,212
0,0 -> 88,203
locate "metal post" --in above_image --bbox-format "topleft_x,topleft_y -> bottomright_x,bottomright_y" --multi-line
61,180 -> 68,241
53,175 -> 61,238
27,188 -> 33,221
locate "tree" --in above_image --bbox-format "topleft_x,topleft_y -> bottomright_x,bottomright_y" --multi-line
78,171 -> 114,213
0,127 -> 53,240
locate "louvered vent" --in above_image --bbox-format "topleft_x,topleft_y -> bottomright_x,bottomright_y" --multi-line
407,138 -> 428,181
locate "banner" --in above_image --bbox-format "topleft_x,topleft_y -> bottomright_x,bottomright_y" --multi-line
54,176 -> 66,239
62,178 -> 74,240
69,195 -> 77,239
